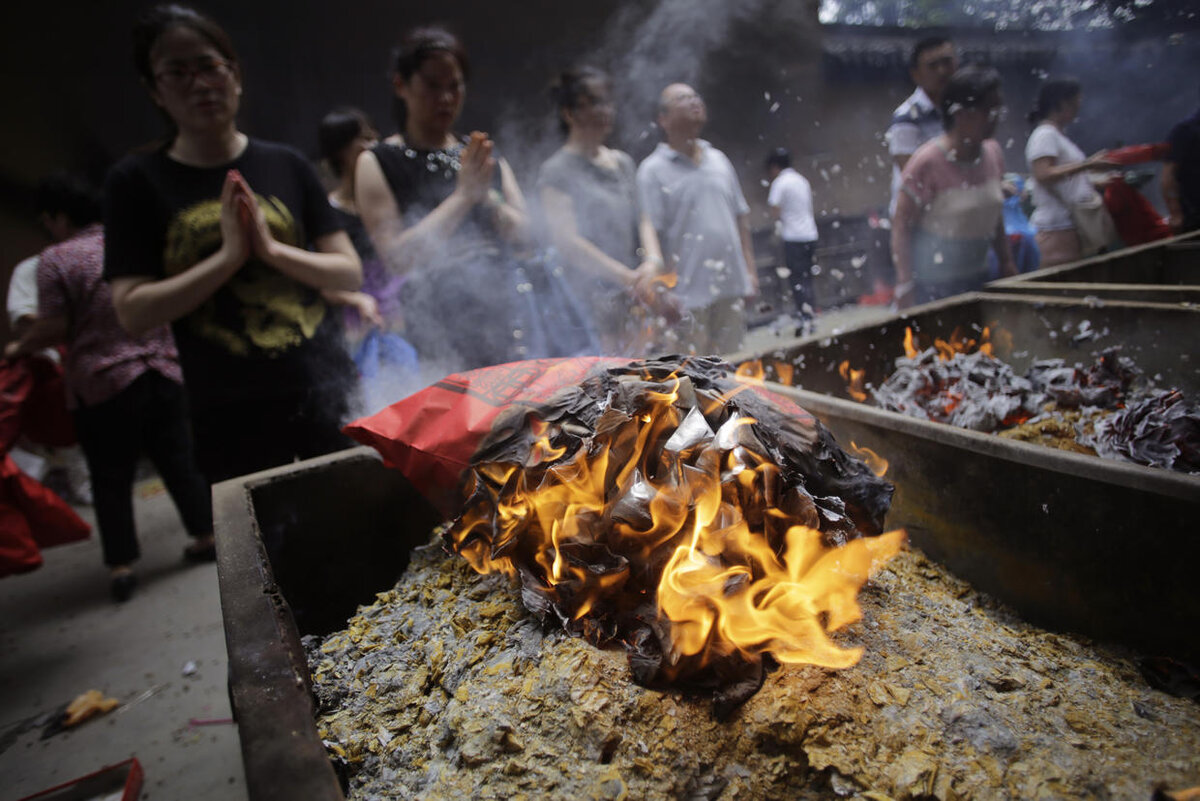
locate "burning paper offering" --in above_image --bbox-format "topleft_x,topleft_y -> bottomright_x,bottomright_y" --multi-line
440,357 -> 903,710
823,326 -> 1200,474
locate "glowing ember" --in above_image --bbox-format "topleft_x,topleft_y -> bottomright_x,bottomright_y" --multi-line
447,357 -> 902,709
839,360 -> 867,402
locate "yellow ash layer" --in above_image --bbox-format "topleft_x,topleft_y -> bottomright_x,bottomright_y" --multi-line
997,405 -> 1110,455
310,539 -> 1200,800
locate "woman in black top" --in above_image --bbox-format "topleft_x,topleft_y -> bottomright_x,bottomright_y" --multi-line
318,107 -> 391,336
355,26 -> 544,371
104,5 -> 362,484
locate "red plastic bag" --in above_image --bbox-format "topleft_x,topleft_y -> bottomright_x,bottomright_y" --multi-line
0,454 -> 91,578
345,358 -> 625,516
0,355 -> 76,451
1105,143 -> 1170,165
1104,178 -> 1172,246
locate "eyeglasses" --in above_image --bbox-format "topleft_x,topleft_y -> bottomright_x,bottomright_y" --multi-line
987,106 -> 1009,122
154,58 -> 235,90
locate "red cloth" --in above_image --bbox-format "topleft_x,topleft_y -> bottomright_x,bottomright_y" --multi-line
1105,143 -> 1171,165
0,454 -> 91,578
1103,178 -> 1172,246
0,355 -> 76,450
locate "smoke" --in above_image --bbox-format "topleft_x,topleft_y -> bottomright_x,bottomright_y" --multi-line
491,0 -> 788,181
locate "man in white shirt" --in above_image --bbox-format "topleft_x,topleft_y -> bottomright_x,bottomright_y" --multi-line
875,37 -> 957,304
7,255 -> 42,340
637,83 -> 757,355
765,148 -> 818,332
886,37 -> 958,215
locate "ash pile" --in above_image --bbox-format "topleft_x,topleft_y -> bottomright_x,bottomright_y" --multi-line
309,541 -> 1200,800
309,355 -> 1200,799
871,343 -> 1199,473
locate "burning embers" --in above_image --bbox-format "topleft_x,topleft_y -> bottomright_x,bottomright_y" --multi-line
828,326 -> 1200,473
447,357 -> 903,711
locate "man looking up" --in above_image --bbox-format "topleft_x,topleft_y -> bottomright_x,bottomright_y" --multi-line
637,83 -> 757,355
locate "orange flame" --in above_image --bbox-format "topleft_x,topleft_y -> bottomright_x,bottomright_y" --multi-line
450,376 -> 905,673
838,360 -> 868,403
849,442 -> 888,477
734,359 -> 795,388
906,325 -> 999,361
652,271 -> 679,289
735,360 -> 765,383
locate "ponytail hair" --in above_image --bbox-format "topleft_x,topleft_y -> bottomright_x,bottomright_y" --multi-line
548,66 -> 610,136
1027,77 -> 1081,126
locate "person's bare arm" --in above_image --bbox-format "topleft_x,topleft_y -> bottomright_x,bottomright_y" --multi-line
323,289 -> 383,327
1031,151 -> 1117,186
232,174 -> 360,291
738,213 -> 758,296
493,158 -> 531,245
356,136 -> 490,275
993,218 -> 1018,277
3,314 -> 68,359
637,214 -> 664,271
111,172 -> 249,336
541,186 -> 639,287
1162,161 -> 1184,232
891,189 -> 919,309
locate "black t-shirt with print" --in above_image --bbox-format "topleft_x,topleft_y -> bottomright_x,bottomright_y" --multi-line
103,138 -> 355,412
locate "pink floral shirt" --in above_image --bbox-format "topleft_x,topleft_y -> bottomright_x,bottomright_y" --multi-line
37,224 -> 182,408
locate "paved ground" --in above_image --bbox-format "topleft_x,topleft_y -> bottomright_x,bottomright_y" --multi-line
0,477 -> 247,801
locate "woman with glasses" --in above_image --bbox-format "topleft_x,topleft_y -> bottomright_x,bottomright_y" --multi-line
536,67 -> 671,355
1025,78 -> 1118,267
102,4 -> 362,484
891,65 -> 1017,309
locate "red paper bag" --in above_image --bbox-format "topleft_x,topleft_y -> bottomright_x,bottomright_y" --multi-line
345,358 -> 626,517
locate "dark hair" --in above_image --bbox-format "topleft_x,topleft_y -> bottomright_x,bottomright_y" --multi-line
1027,77 -> 1082,126
909,36 -> 952,70
391,26 -> 469,132
133,4 -> 239,85
319,107 -> 376,177
549,67 -> 610,136
941,65 -> 1002,130
765,147 -> 791,170
35,172 -> 102,227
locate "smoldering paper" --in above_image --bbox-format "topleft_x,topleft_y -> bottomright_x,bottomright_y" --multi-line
871,345 -> 1200,474
309,541 -> 1200,800
448,356 -> 896,709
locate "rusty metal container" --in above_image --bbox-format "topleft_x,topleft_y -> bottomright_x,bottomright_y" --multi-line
216,295 -> 1200,797
743,292 -> 1200,666
985,231 -> 1200,302
214,447 -> 438,801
